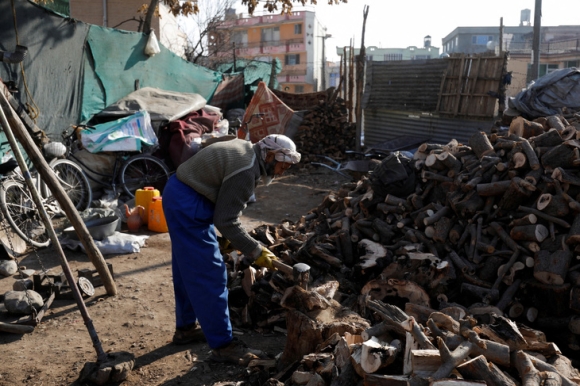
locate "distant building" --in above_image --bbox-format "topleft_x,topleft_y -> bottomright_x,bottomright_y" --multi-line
441,9 -> 580,95
69,0 -> 187,58
211,10 -> 327,93
336,36 -> 440,62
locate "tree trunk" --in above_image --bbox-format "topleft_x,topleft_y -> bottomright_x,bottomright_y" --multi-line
143,0 -> 159,33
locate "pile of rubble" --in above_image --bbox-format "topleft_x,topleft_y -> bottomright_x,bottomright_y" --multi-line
227,113 -> 580,385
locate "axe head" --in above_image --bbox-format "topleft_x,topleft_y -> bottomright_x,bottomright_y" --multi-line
292,263 -> 311,290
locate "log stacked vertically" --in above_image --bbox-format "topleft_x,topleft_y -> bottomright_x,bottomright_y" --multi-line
292,94 -> 356,163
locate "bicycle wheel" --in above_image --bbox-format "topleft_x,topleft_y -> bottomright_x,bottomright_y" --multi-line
48,158 -> 92,212
119,154 -> 171,198
0,180 -> 50,248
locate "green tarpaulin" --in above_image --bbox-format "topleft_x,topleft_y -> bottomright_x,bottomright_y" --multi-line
82,26 -> 222,123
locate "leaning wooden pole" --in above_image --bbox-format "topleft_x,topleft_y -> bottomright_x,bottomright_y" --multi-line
0,87 -> 117,296
0,101 -> 108,361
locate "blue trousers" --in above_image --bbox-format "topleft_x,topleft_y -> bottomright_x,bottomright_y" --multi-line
162,175 -> 233,349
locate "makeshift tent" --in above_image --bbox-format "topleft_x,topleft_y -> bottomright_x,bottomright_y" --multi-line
0,0 -> 222,141
82,26 -> 221,123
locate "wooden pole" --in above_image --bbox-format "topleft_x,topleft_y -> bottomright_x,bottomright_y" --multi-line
348,39 -> 354,124
499,17 -> 504,55
339,49 -> 344,99
531,0 -> 542,81
355,5 -> 369,152
0,86 -> 117,297
0,98 -> 108,361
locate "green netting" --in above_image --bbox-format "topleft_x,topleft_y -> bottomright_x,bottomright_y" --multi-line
81,26 -> 222,123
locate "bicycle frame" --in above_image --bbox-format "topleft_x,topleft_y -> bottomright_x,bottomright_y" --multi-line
66,151 -> 126,195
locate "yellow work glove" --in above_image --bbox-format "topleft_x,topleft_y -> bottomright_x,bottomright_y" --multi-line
254,246 -> 278,270
218,237 -> 235,254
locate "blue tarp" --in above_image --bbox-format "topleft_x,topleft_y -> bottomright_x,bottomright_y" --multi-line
508,67 -> 580,119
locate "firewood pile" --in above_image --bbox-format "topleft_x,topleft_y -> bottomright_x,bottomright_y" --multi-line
226,113 -> 580,385
292,93 -> 356,163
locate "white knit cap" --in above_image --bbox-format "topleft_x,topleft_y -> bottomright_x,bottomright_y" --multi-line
257,134 -> 301,164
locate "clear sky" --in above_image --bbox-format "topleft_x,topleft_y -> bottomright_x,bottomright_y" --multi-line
232,0 -> 580,61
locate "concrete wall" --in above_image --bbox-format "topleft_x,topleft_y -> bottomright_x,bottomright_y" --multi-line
70,0 -> 159,33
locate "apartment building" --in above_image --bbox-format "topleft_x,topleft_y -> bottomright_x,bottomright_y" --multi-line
211,9 -> 327,93
337,36 -> 440,62
441,9 -> 580,94
69,0 -> 187,58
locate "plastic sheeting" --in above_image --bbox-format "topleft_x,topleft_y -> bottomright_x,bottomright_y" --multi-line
92,87 -> 207,125
508,68 -> 580,119
217,59 -> 281,91
82,25 -> 222,123
0,0 -> 89,141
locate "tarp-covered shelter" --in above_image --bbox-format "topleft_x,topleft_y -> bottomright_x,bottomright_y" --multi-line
0,0 -> 222,141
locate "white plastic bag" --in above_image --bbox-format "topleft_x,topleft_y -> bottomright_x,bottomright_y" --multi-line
81,111 -> 158,153
144,30 -> 161,57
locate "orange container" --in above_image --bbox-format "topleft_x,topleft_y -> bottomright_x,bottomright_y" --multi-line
135,186 -> 160,224
148,196 -> 168,233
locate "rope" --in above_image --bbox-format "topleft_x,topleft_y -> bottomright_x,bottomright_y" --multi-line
10,0 -> 40,121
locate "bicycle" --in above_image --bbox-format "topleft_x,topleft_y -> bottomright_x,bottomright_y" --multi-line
0,157 -> 64,248
58,125 -> 172,199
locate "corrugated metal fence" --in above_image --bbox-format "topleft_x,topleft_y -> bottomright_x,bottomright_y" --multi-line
362,54 -> 507,148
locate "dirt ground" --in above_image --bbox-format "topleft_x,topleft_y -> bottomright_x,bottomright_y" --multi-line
0,167 -> 348,386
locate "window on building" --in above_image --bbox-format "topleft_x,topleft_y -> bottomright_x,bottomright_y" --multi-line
254,56 -> 272,63
565,60 -> 578,68
294,24 -> 302,34
472,35 -> 494,45
232,31 -> 248,45
539,63 -> 559,77
261,27 -> 280,42
295,85 -> 304,93
366,55 -> 373,61
384,53 -> 403,61
414,55 -> 431,60
285,54 -> 300,65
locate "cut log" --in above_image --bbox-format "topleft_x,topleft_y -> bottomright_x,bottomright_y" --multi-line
509,214 -> 538,227
547,115 -> 567,131
520,138 -> 541,170
510,224 -> 549,243
410,349 -> 441,375
512,152 -> 527,169
457,355 -> 517,386
0,321 -> 34,334
431,332 -> 510,380
541,144 -> 577,170
469,131 -> 496,159
360,337 -> 401,373
510,116 -> 545,138
533,249 -> 571,286
530,128 -> 563,148
513,350 -> 542,386
363,374 -> 410,386
536,193 -> 570,217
